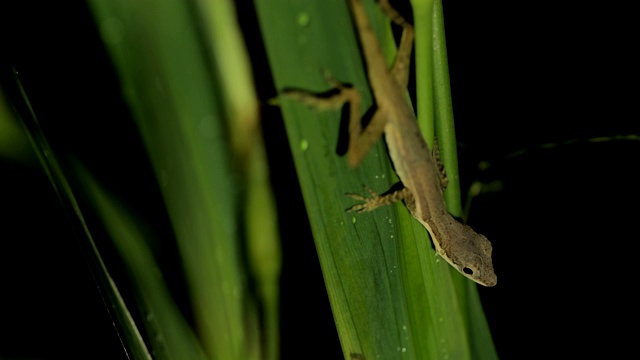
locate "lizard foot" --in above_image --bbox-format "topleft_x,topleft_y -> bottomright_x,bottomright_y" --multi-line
346,185 -> 408,213
346,185 -> 381,213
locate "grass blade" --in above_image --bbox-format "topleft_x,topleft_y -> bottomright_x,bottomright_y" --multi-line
9,74 -> 152,359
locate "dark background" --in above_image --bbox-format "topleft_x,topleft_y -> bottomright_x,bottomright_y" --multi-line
1,0 -> 637,359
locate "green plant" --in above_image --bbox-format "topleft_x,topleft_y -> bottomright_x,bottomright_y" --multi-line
5,0 -> 496,359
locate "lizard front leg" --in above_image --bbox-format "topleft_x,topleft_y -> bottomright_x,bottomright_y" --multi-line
346,185 -> 411,213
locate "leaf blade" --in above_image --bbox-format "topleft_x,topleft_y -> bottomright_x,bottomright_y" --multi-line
255,1 -> 482,359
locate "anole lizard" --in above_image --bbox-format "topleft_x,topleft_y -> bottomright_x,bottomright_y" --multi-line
282,0 -> 496,286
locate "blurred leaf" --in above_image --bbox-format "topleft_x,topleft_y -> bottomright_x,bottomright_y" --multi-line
195,1 -> 282,358
0,88 -> 34,164
79,168 -> 208,360
87,0 -> 274,358
9,74 -> 151,360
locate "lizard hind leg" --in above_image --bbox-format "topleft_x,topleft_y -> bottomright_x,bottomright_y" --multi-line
280,71 -> 388,169
278,81 -> 356,112
321,70 -> 390,168
378,0 -> 415,89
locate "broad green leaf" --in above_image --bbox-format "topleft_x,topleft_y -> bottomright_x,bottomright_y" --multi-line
255,0 -> 496,359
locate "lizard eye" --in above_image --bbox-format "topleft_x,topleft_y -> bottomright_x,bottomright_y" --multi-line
463,267 -> 474,275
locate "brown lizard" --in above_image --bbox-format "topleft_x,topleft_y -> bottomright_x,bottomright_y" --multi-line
282,0 -> 496,286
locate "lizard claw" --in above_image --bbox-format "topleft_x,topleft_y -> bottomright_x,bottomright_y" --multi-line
345,185 -> 382,213
345,203 -> 367,213
362,184 -> 379,197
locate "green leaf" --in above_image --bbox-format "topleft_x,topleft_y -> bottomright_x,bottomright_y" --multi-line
11,76 -> 152,360
79,169 -> 208,360
87,0 -> 271,358
255,0 -> 496,359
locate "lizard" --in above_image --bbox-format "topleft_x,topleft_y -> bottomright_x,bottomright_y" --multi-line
280,0 -> 496,287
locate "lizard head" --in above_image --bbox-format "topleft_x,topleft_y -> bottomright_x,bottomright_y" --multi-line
435,220 -> 497,287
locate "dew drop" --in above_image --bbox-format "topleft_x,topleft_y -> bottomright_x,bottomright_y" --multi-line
297,12 -> 310,27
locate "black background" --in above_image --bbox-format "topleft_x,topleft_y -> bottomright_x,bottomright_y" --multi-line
1,1 -> 638,359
